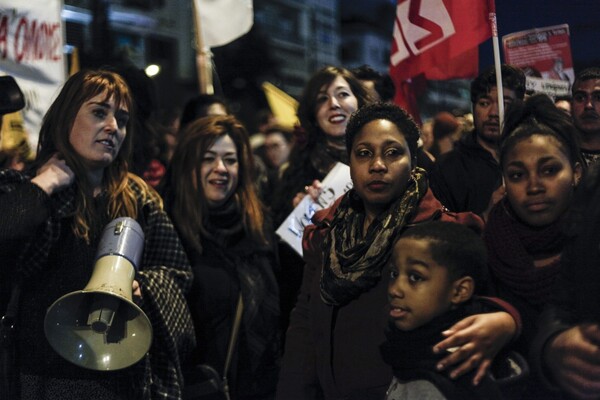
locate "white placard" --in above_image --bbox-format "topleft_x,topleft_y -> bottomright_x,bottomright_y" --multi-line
0,1 -> 66,151
276,162 -> 353,256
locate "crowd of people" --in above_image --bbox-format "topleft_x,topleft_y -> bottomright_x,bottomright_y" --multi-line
2,61 -> 600,400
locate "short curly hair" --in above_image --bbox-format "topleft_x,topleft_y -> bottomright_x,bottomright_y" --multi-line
345,102 -> 420,166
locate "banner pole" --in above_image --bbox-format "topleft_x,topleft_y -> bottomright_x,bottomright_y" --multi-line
192,0 -> 214,94
489,0 -> 504,129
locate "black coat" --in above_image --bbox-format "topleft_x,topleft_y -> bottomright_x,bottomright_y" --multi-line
429,131 -> 502,215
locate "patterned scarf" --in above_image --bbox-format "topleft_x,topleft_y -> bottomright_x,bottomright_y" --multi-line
485,198 -> 564,306
320,168 -> 428,306
0,168 -> 195,400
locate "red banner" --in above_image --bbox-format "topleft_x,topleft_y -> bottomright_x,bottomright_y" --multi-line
389,0 -> 493,120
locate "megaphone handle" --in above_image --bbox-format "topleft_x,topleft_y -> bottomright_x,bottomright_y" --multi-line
222,294 -> 243,383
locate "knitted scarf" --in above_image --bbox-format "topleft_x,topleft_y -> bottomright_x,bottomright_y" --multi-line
320,168 -> 427,306
203,199 -> 280,376
485,198 -> 564,306
380,306 -> 468,372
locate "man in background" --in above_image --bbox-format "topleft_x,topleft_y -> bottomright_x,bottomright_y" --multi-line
571,67 -> 600,169
429,64 -> 526,218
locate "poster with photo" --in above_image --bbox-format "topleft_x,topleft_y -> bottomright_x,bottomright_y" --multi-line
502,24 -> 573,96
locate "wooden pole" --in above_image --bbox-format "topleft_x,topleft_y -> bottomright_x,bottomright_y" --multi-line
192,0 -> 214,94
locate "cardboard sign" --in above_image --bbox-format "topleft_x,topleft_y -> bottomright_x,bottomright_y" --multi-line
276,162 -> 353,257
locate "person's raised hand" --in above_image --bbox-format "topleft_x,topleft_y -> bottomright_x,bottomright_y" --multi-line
292,180 -> 323,208
31,153 -> 75,195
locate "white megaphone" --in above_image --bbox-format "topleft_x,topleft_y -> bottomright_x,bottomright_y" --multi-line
44,217 -> 153,371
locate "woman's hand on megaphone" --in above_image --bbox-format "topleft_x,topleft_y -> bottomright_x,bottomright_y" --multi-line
31,153 -> 75,195
132,279 -> 142,304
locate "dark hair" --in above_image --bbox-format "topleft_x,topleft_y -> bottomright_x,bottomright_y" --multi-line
345,102 -> 420,166
400,221 -> 487,289
572,67 -> 600,93
163,115 -> 265,253
264,125 -> 294,143
470,64 -> 526,104
500,93 -> 584,171
432,111 -> 459,140
35,69 -> 153,243
106,64 -> 165,175
351,64 -> 396,102
296,65 -> 371,149
180,94 -> 229,129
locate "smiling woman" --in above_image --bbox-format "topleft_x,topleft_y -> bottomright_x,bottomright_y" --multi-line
270,65 -> 372,226
160,115 -> 281,399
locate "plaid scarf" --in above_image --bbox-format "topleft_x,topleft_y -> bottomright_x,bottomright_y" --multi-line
320,168 -> 428,306
0,168 -> 195,400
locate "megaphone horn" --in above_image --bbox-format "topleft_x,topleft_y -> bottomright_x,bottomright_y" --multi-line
44,217 -> 153,371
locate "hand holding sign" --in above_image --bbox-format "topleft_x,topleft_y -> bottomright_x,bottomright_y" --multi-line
276,163 -> 353,256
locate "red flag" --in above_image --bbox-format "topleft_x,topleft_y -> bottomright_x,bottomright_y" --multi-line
389,0 -> 493,119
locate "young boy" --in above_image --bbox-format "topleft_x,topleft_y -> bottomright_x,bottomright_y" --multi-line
381,221 -> 524,400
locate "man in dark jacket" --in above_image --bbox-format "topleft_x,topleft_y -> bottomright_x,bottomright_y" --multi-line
429,65 -> 525,218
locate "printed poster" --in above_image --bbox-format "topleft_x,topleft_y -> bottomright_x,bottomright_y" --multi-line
502,24 -> 573,97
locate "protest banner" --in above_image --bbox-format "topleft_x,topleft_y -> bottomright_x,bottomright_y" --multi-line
276,162 -> 353,257
0,0 -> 66,151
503,24 -> 573,96
389,0 -> 493,122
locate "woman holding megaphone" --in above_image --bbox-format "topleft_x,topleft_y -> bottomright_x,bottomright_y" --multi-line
0,70 -> 194,399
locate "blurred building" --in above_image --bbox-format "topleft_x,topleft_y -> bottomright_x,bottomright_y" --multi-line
339,1 -> 394,74
62,0 -> 341,102
254,0 -> 340,97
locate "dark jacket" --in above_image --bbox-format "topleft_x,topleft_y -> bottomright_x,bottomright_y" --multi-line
276,189 -> 513,400
429,131 -> 501,215
182,222 -> 281,400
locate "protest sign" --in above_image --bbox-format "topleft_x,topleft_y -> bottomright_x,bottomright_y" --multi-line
0,1 -> 66,150
276,162 -> 353,257
503,24 -> 573,96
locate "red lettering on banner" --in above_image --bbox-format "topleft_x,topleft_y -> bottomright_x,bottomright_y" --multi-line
14,16 -> 61,63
